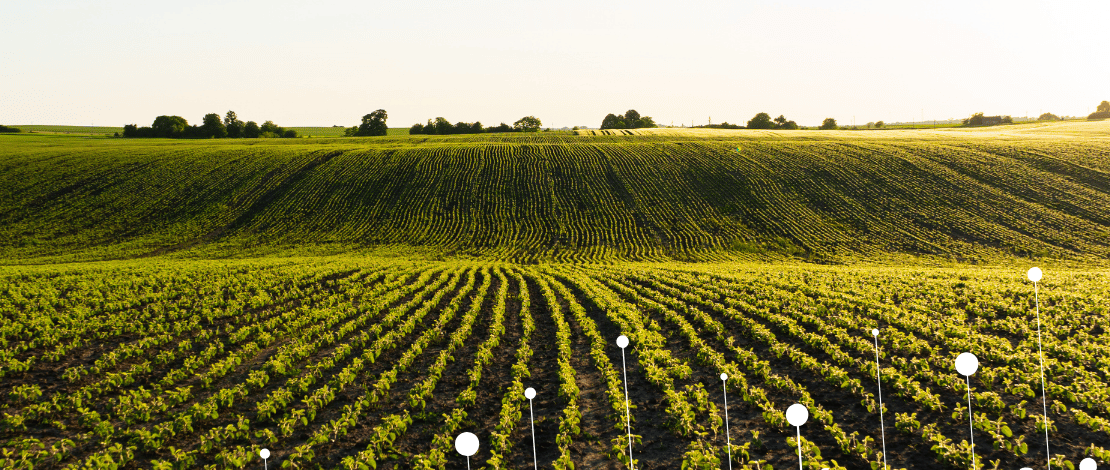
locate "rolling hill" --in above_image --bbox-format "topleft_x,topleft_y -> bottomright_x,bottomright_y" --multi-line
2,121 -> 1109,264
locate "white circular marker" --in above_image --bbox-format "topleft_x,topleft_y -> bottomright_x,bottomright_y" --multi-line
955,352 -> 979,376
1080,458 -> 1096,470
456,432 -> 479,456
260,448 -> 270,459
1021,468 -> 1033,470
871,328 -> 879,336
525,387 -> 536,400
616,335 -> 629,349
786,403 -> 808,426
720,373 -> 728,381
1028,267 -> 1043,283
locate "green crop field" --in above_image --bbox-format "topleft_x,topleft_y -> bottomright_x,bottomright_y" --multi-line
286,127 -> 412,137
2,121 -> 1109,469
3,121 -> 1110,264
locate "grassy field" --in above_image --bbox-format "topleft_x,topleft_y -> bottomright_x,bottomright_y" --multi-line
11,125 -> 124,135
2,121 -> 1110,469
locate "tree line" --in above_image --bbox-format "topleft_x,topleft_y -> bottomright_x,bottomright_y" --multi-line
690,113 -> 810,130
408,116 -> 542,135
123,111 -> 297,138
59,100 -> 1110,140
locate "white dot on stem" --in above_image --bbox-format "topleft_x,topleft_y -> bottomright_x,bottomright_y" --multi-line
955,352 -> 978,376
786,403 -> 808,426
455,432 -> 479,456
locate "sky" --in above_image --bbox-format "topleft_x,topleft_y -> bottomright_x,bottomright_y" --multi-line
3,0 -> 1108,128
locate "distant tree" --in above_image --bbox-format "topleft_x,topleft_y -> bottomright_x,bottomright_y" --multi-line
122,124 -> 140,137
600,113 -> 625,129
357,109 -> 388,136
344,126 -> 359,137
746,112 -> 774,129
0,125 -> 21,133
488,122 -> 513,133
432,117 -> 452,135
410,123 -> 426,134
224,111 -> 244,138
1001,115 -> 1013,124
571,126 -> 579,130
514,116 -> 542,132
282,129 -> 298,138
773,115 -> 799,130
875,121 -> 884,128
260,120 -> 280,135
963,113 -> 985,126
182,125 -> 203,139
470,121 -> 483,133
819,118 -> 838,130
201,113 -> 227,138
1038,112 -> 1060,121
599,110 -> 655,129
704,122 -> 742,129
151,115 -> 188,138
1089,101 -> 1110,120
243,121 -> 261,138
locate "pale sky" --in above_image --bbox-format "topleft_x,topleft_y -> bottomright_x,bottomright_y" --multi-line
3,0 -> 1107,128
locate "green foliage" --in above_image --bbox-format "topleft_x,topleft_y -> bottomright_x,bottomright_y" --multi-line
409,117 -> 494,135
1,257 -> 1110,468
819,117 -> 838,130
357,109 -> 389,136
513,115 -> 542,132
224,111 -> 244,138
118,113 -> 296,139
243,121 -> 260,138
201,113 -> 226,138
600,109 -> 656,129
747,113 -> 774,129
773,115 -> 799,129
152,115 -> 188,137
